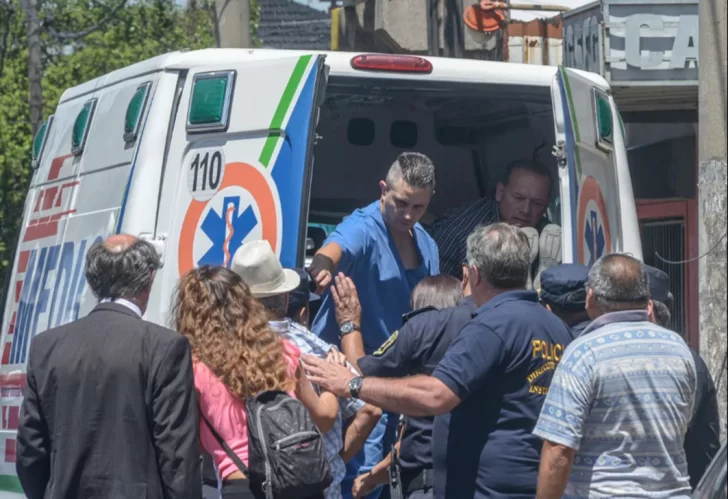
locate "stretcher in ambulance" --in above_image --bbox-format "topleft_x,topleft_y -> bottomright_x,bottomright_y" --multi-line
0,49 -> 641,496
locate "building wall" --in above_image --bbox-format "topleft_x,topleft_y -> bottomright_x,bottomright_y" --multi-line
334,0 -> 564,63
698,0 -> 727,439
506,18 -> 563,65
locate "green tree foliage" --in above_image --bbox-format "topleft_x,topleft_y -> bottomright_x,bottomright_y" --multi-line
0,0 -> 32,288
0,0 -> 258,290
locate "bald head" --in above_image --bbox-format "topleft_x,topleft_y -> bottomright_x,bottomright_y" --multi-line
586,253 -> 650,316
103,234 -> 138,251
85,234 -> 161,303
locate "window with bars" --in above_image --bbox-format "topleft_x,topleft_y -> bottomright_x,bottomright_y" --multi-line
640,218 -> 687,335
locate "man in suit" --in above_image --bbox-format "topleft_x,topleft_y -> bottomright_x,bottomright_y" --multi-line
16,234 -> 201,499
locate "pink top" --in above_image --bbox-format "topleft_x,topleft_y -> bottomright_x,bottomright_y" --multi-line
195,340 -> 301,480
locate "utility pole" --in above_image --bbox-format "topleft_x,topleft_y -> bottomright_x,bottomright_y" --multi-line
215,0 -> 251,48
698,0 -> 727,434
23,0 -> 43,134
426,0 -> 439,56
442,0 -> 464,58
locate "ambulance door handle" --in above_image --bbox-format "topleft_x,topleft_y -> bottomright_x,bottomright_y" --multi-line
552,140 -> 567,168
138,232 -> 167,268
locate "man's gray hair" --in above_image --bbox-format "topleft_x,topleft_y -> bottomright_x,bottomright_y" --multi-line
85,238 -> 161,300
466,223 -> 531,289
586,253 -> 650,313
385,152 -> 436,190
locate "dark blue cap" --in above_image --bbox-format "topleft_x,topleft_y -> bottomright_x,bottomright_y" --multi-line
539,264 -> 589,311
286,268 -> 320,312
645,265 -> 673,307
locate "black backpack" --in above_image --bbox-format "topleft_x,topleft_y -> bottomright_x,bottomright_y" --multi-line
201,389 -> 332,499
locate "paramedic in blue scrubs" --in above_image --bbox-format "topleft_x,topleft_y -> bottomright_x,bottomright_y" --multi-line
308,152 -> 440,499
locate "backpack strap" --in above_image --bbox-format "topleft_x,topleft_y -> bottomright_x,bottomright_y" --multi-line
199,410 -> 251,477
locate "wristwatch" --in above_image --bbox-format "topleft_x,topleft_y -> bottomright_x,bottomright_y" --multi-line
339,321 -> 361,337
348,376 -> 364,399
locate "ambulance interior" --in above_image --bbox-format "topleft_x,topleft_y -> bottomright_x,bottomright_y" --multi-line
306,76 -> 562,259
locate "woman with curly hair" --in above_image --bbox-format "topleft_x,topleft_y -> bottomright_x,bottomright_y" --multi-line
172,266 -> 335,499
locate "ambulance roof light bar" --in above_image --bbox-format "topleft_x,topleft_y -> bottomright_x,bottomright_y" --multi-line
350,54 -> 433,74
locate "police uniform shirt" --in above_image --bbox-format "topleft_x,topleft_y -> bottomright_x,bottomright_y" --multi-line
358,297 -> 477,473
430,290 -> 573,499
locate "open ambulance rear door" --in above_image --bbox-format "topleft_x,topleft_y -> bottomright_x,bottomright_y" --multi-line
551,66 -> 642,266
147,53 -> 327,325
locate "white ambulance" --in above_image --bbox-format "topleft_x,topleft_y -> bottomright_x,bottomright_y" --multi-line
0,49 -> 641,496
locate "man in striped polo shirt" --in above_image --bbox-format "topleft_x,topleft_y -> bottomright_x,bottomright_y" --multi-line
428,160 -> 556,283
533,253 -> 696,499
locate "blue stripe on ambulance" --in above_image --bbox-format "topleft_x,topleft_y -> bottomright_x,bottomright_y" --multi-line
270,57 -> 321,269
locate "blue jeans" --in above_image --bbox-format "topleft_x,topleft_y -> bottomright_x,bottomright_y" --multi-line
341,412 -> 399,499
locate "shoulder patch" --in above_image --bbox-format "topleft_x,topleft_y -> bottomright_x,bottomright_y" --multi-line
373,330 -> 399,357
402,306 -> 437,325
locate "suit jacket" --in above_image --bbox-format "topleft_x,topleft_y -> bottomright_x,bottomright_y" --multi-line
16,302 -> 201,499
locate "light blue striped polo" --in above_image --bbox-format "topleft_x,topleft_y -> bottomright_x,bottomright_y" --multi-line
533,310 -> 697,498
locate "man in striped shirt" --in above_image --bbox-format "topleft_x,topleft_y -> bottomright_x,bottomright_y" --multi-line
533,254 -> 696,499
428,160 -> 553,279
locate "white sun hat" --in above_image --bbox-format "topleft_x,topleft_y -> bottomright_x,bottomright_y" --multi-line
230,240 -> 300,298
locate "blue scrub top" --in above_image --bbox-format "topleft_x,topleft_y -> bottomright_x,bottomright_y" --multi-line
312,201 -> 439,353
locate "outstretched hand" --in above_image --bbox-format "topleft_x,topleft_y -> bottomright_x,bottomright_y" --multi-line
332,273 -> 361,326
301,354 -> 356,398
326,347 -> 347,367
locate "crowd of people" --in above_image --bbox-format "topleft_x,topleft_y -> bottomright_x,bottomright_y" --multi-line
14,152 -> 720,499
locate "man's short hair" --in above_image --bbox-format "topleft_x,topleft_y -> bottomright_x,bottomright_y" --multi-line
501,160 -> 553,197
652,300 -> 672,329
85,237 -> 161,300
260,293 -> 288,321
466,223 -> 530,289
586,253 -> 650,313
385,152 -> 436,190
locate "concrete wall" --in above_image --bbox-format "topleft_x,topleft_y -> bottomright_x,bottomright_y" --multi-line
698,0 -> 727,439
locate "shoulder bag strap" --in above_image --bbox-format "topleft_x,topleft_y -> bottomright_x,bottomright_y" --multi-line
198,409 -> 251,477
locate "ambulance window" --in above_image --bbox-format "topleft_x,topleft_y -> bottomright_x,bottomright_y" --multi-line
187,71 -> 236,133
391,120 -> 417,148
125,82 -> 151,143
593,89 -> 613,150
32,114 -> 54,169
72,99 -> 97,156
347,118 -> 375,146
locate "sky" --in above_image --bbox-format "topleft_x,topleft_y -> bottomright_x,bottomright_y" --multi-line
292,0 -> 595,21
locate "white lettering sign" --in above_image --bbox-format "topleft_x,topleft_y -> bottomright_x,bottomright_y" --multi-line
623,13 -> 699,69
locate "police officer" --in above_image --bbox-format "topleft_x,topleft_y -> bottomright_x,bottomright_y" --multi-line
302,223 -> 574,499
333,271 -> 474,498
538,264 -> 591,338
645,265 -> 721,489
